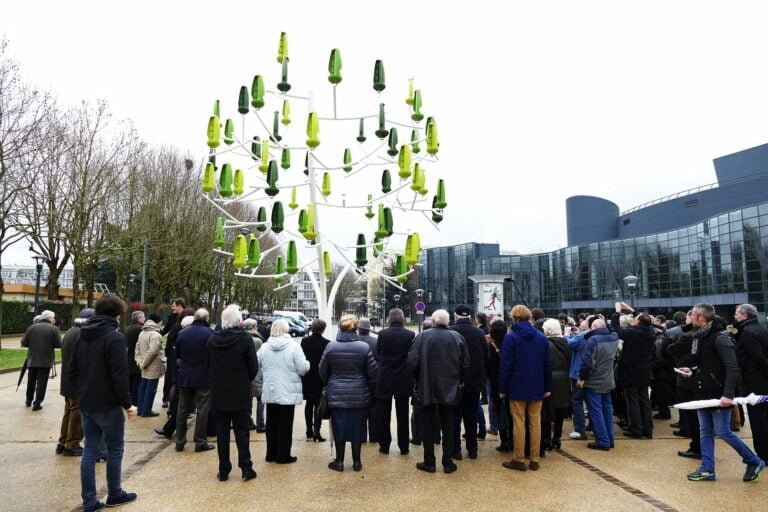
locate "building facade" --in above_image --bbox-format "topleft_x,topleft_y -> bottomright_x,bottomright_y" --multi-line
419,143 -> 768,322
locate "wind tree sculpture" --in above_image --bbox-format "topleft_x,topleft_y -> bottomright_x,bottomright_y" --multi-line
202,32 -> 447,323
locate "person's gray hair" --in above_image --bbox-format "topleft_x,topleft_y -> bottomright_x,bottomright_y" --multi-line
542,318 -> 562,337
421,318 -> 433,330
180,316 -> 194,329
387,308 -> 405,324
194,308 -> 210,322
74,317 -> 88,326
619,314 -> 634,328
737,304 -> 758,319
271,318 -> 290,337
432,309 -> 450,327
39,310 -> 55,322
693,303 -> 716,321
242,318 -> 258,331
131,311 -> 145,322
591,319 -> 607,329
221,305 -> 243,329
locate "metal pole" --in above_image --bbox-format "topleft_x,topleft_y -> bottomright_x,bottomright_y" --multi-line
306,92 -> 329,322
214,253 -> 221,327
33,263 -> 43,314
140,241 -> 148,304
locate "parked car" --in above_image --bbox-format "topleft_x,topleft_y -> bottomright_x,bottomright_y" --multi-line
369,317 -> 381,327
267,315 -> 307,337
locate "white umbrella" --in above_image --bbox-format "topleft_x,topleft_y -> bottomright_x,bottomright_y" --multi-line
673,393 -> 768,410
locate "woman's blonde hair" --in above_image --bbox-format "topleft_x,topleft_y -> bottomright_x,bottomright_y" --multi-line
510,304 -> 532,322
339,314 -> 358,332
542,318 -> 562,337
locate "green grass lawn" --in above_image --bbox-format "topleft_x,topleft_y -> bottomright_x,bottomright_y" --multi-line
0,348 -> 61,371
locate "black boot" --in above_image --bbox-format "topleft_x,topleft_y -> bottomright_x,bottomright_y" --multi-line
329,442 -> 345,472
351,442 -> 362,472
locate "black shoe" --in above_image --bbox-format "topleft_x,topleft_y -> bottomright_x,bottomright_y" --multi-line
416,462 -> 436,473
25,401 -> 31,407
32,404 -> 42,411
670,422 -> 680,428
256,428 -> 266,433
84,501 -> 106,512
673,430 -> 691,438
195,443 -> 215,452
400,448 -> 409,455
162,401 -> 169,408
153,428 -> 171,439
175,444 -> 184,452
313,434 -> 326,442
642,432 -> 653,439
328,460 -> 344,472
496,445 -> 510,452
622,430 -> 643,439
551,439 -> 561,450
468,452 -> 478,459
502,460 -> 527,471
529,461 -> 540,471
477,432 -> 486,440
410,438 -> 422,446
55,443 -> 64,454
63,447 -> 83,456
248,424 -> 258,431
678,450 -> 702,460
242,468 -> 257,481
353,461 -> 362,472
379,446 -> 389,454
276,456 -> 298,464
105,490 -> 137,507
443,463 -> 458,474
217,472 -> 229,481
587,442 -> 610,451
141,411 -> 159,417
306,433 -> 314,441
451,451 -> 462,461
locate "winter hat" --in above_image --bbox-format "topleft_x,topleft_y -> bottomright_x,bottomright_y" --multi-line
148,313 -> 162,323
358,317 -> 372,331
78,308 -> 96,319
454,304 -> 473,318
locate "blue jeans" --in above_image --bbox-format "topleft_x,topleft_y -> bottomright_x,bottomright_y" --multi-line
80,407 -> 126,508
477,402 -> 486,434
571,379 -> 586,434
136,378 -> 159,416
487,381 -> 498,432
585,389 -> 614,448
697,408 -> 761,472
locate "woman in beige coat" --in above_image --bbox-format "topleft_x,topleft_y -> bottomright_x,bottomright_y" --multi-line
135,313 -> 166,417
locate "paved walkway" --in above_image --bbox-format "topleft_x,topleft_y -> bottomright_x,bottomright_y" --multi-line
0,367 -> 765,512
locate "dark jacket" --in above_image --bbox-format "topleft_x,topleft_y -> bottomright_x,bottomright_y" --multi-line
547,336 -> 571,409
68,315 -> 132,412
207,328 -> 258,411
124,321 -> 143,377
165,321 -> 182,385
161,312 -> 178,336
319,331 -> 377,409
611,314 -> 656,388
176,320 -> 214,388
408,325 -> 470,406
665,324 -> 697,390
499,321 -> 551,401
301,333 -> 330,401
579,327 -> 620,393
21,320 -> 61,368
655,325 -> 682,382
450,318 -> 490,394
374,322 -> 415,399
60,323 -> 83,398
692,319 -> 739,401
486,331 -> 503,399
734,317 -> 768,394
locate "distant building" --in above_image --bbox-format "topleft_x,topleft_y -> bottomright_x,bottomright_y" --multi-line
419,142 -> 768,322
2,265 -> 108,303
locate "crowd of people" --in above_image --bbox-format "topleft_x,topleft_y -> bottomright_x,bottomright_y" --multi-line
18,294 -> 768,511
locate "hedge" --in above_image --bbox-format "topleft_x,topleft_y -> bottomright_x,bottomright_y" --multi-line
1,301 -> 74,335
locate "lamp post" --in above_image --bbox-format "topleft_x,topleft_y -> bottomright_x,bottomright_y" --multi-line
381,297 -> 386,321
624,275 -> 638,308
32,255 -> 46,314
415,288 -> 424,333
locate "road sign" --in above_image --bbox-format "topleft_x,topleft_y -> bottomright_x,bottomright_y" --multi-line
415,301 -> 425,312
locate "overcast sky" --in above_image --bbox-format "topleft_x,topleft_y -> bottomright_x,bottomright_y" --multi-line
4,1 -> 768,267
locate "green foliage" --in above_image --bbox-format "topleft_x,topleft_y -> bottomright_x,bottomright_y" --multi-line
0,301 -> 73,334
0,348 -> 61,370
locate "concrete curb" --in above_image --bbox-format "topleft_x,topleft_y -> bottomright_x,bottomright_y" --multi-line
0,366 -> 22,375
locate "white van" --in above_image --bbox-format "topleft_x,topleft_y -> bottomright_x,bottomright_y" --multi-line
273,310 -> 311,329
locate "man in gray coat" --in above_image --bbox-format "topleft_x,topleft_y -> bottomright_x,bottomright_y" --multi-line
21,310 -> 61,410
408,309 -> 469,474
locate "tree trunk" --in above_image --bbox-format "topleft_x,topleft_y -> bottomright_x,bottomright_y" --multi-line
47,264 -> 61,300
85,262 -> 96,306
70,263 -> 81,319
0,272 -> 5,349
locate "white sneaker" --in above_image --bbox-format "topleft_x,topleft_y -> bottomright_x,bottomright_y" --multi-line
569,432 -> 588,440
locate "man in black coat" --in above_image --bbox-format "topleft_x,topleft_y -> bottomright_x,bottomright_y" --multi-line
21,310 -> 61,410
207,305 -> 258,481
69,294 -> 137,511
611,303 -> 656,439
449,304 -> 489,459
57,308 -> 95,456
408,309 -> 470,474
375,309 -> 415,455
734,303 -> 768,464
125,311 -> 144,407
161,298 -> 184,406
175,308 -> 215,453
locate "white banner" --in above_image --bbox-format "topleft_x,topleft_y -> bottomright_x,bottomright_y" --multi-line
479,283 -> 503,316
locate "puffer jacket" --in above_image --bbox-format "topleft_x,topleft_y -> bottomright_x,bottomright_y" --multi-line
135,320 -> 166,379
319,330 -> 377,409
257,333 -> 310,405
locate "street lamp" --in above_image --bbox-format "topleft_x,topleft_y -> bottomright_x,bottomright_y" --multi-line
393,294 -> 400,307
624,275 -> 638,308
415,288 -> 424,333
32,255 -> 47,314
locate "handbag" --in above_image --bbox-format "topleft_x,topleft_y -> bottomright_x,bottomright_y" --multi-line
318,389 -> 331,420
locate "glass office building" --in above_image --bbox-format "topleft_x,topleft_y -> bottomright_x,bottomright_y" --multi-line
419,143 -> 768,321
